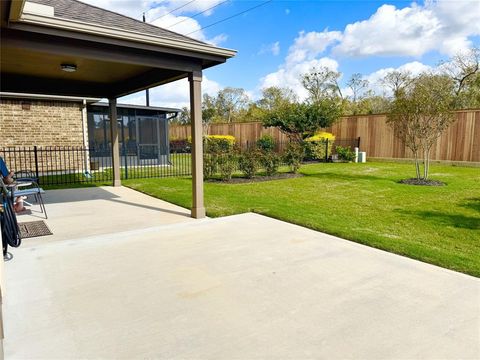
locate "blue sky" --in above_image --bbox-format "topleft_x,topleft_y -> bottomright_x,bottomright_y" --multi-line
85,0 -> 480,108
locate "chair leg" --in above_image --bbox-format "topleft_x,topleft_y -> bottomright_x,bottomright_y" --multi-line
38,194 -> 47,219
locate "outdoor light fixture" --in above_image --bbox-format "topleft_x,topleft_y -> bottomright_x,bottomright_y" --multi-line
61,64 -> 77,72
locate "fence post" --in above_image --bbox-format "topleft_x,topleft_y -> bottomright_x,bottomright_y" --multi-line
123,144 -> 128,180
325,139 -> 329,162
357,137 -> 361,149
34,146 -> 40,183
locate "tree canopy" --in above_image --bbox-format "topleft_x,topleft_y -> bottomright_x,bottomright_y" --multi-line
262,100 -> 342,143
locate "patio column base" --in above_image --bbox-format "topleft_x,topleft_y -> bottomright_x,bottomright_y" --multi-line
191,207 -> 205,219
113,179 -> 122,187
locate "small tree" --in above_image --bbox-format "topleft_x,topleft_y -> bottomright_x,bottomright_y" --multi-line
262,100 -> 342,144
387,74 -> 456,180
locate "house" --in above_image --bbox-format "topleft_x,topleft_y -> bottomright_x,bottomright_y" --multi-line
0,93 -> 180,167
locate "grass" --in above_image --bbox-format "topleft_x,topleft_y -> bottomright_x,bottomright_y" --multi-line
123,162 -> 480,277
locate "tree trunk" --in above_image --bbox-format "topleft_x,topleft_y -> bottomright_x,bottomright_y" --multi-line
424,148 -> 430,180
413,151 -> 420,180
423,149 -> 429,180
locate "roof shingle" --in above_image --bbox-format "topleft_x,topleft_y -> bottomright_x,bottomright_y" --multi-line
29,0 -> 207,45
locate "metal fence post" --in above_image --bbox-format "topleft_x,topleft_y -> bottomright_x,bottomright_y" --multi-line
123,145 -> 128,180
325,139 -> 329,162
34,146 -> 40,183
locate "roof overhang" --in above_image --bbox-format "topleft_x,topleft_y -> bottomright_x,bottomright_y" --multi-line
0,0 -> 236,99
0,91 -> 100,103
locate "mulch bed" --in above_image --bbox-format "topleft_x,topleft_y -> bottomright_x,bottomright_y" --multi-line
207,173 -> 303,184
398,178 -> 445,186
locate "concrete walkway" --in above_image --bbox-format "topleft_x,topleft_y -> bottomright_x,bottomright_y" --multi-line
4,209 -> 479,359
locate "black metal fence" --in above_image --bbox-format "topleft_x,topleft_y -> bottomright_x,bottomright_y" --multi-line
0,145 -> 192,186
0,137 -> 360,186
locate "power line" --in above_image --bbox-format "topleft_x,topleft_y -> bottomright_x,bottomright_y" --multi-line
184,0 -> 273,36
166,0 -> 229,30
148,0 -> 196,23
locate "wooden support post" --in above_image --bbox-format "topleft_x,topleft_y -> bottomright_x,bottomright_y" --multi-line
109,98 -> 121,187
189,70 -> 205,219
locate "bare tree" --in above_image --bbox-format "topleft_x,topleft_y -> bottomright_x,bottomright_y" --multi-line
347,73 -> 369,103
301,66 -> 343,103
387,74 -> 456,180
216,87 -> 249,123
439,47 -> 480,107
440,47 -> 479,95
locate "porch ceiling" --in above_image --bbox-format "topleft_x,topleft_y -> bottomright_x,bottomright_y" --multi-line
0,0 -> 235,98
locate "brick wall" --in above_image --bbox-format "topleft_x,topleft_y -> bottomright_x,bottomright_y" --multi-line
0,98 -> 88,174
0,98 -> 84,147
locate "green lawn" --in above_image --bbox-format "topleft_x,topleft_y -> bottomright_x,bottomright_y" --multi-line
124,162 -> 480,277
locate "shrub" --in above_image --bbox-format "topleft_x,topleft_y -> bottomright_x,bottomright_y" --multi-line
336,146 -> 356,162
204,135 -> 235,153
203,135 -> 236,180
217,153 -> 238,181
203,155 -> 218,179
260,151 -> 280,176
239,148 -> 260,178
304,132 -> 335,161
256,135 -> 276,152
283,143 -> 304,173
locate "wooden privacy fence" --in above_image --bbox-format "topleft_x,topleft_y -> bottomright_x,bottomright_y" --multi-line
170,109 -> 480,162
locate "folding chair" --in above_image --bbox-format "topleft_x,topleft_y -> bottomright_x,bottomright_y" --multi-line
0,157 -> 47,218
12,186 -> 47,219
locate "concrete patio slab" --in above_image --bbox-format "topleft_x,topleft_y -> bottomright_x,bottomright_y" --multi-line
14,186 -> 194,247
4,212 -> 480,359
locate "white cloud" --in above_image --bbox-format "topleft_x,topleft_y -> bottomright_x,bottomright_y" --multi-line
259,41 -> 280,56
333,1 -> 480,57
286,30 -> 342,65
119,76 -> 222,109
207,33 -> 229,46
255,30 -> 341,101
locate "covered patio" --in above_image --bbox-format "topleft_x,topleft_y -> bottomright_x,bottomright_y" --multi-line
1,0 -> 236,219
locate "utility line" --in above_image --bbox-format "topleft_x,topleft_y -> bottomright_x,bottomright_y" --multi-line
166,0 -> 229,29
184,0 -> 273,36
147,0 -> 196,23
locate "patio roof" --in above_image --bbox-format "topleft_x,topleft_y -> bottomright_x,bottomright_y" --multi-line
1,0 -> 234,218
1,0 -> 236,98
